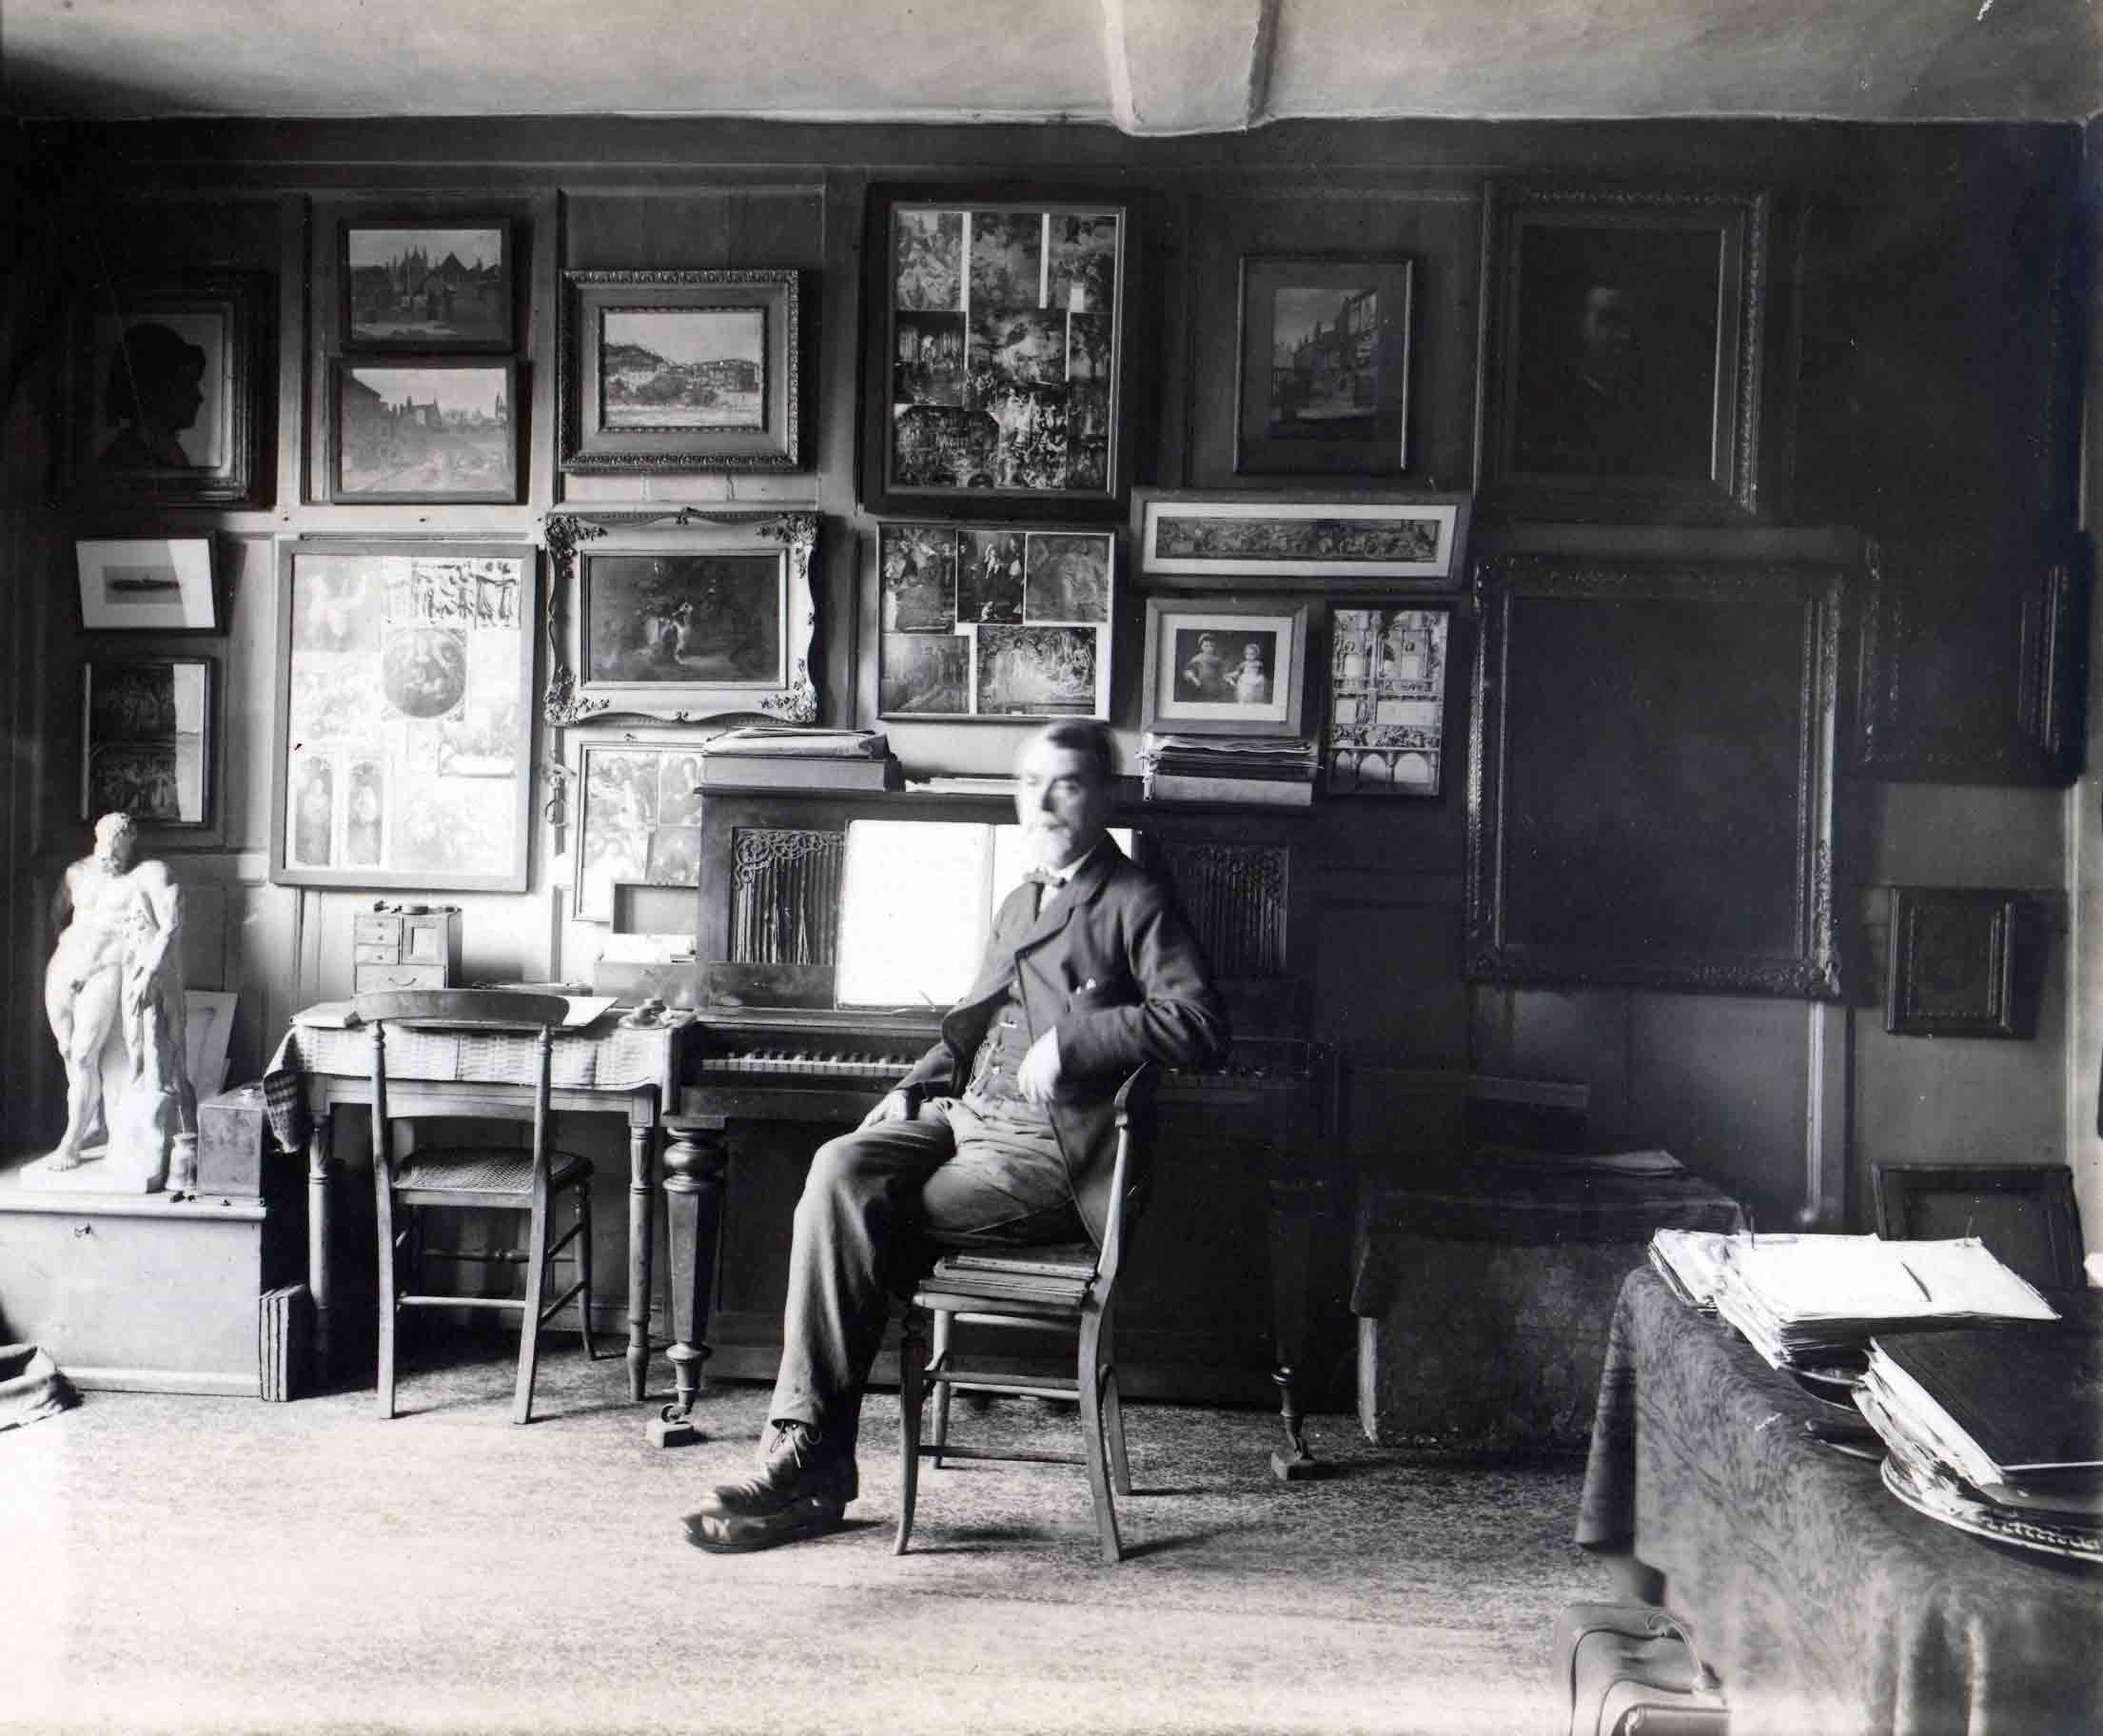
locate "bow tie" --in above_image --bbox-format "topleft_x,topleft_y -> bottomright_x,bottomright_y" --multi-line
1022,867 -> 1062,887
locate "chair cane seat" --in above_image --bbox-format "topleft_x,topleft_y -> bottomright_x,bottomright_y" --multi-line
393,1148 -> 591,1194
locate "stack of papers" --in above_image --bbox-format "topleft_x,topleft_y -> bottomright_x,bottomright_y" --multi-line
1139,734 -> 1318,807
1648,1228 -> 1737,1310
701,726 -> 888,759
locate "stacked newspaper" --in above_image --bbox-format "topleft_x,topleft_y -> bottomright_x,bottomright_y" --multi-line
1139,734 -> 1318,807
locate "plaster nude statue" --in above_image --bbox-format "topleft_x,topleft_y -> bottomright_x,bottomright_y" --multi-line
32,813 -> 197,1194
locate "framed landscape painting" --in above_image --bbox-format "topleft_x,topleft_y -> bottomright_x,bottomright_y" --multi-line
340,221 -> 513,351
329,360 -> 518,503
1236,256 -> 1414,476
560,270 -> 801,471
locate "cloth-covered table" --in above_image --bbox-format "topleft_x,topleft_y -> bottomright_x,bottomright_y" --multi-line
1578,1266 -> 2103,1736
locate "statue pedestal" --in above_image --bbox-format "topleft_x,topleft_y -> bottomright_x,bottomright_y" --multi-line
16,1149 -> 163,1194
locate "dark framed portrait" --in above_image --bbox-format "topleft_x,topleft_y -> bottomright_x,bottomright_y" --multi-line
1139,596 -> 1308,738
63,271 -> 269,507
1884,887 -> 2034,1039
327,359 -> 519,503
560,269 -> 801,471
1235,256 -> 1413,476
1478,186 -> 1769,521
340,221 -> 513,351
81,656 -> 218,840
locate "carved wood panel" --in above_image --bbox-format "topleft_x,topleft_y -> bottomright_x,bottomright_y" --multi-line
1155,841 -> 1289,977
728,827 -> 843,965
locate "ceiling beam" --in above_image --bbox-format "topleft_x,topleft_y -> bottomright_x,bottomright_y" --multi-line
1102,0 -> 1280,135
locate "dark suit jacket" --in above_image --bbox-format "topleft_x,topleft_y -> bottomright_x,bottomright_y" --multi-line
894,837 -> 1228,1244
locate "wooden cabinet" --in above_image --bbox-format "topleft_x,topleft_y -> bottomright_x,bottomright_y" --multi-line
350,909 -> 461,995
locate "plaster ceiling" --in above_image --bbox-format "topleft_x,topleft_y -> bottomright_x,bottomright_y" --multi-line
2,0 -> 2097,129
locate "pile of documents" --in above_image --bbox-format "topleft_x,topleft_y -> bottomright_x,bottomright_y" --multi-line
1139,734 -> 1318,807
1647,1227 -> 1736,1311
698,727 -> 901,791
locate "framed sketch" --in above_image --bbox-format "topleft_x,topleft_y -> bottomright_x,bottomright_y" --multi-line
544,508 -> 818,726
270,542 -> 536,893
1466,549 -> 1844,998
1885,887 -> 2033,1039
1325,606 -> 1449,796
876,521 -> 1112,720
76,537 -> 218,632
560,270 -> 800,471
340,221 -> 513,351
1236,256 -> 1413,476
82,658 -> 214,832
571,737 -> 714,924
1139,596 -> 1307,738
328,360 -> 518,503
863,189 -> 1129,515
1135,492 -> 1468,588
1478,185 -> 1769,521
63,270 -> 268,506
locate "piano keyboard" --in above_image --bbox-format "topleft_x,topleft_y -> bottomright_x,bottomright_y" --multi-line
697,1050 -> 918,1081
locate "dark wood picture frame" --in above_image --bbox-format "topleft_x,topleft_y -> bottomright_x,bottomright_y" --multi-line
270,540 -> 537,893
62,269 -> 269,507
81,653 -> 221,845
1884,886 -> 2033,1038
1466,548 -> 1845,998
1325,604 -> 1451,797
1477,184 -> 1769,523
1134,489 -> 1470,590
861,186 -> 1132,520
559,269 -> 801,472
1235,255 -> 1413,477
339,219 -> 514,353
1139,595 -> 1310,738
327,358 -> 520,503
1872,1162 -> 2084,1291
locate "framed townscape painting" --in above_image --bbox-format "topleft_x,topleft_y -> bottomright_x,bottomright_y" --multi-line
876,521 -> 1112,720
270,542 -> 537,892
328,360 -> 519,503
81,657 -> 215,834
1135,492 -> 1469,588
63,270 -> 269,506
1478,184 -> 1769,521
75,537 -> 219,632
560,270 -> 801,471
1325,606 -> 1450,795
1236,256 -> 1414,476
571,737 -> 713,924
863,189 -> 1129,516
1139,596 -> 1307,738
340,221 -> 513,351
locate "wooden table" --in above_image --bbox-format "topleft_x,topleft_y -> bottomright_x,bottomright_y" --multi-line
265,1009 -> 702,1427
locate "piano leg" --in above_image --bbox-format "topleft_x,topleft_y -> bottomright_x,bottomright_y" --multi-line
1267,1172 -> 1327,1480
650,1115 -> 728,1449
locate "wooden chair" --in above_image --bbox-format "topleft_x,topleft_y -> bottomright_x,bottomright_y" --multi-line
362,990 -> 596,1424
1872,1161 -> 2086,1292
895,1064 -> 1156,1565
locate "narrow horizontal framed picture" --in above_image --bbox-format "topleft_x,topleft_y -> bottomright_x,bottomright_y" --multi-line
1236,255 -> 1414,477
875,520 -> 1112,720
81,657 -> 215,834
544,509 -> 818,727
270,541 -> 537,893
570,735 -> 712,925
1325,606 -> 1450,796
340,220 -> 513,352
328,359 -> 519,503
1885,887 -> 2032,1039
63,270 -> 269,507
560,269 -> 800,471
76,537 -> 218,632
1140,596 -> 1308,738
1135,492 -> 1469,588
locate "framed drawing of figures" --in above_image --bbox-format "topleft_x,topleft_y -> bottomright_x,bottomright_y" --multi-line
863,188 -> 1129,517
340,220 -> 513,351
1135,492 -> 1469,589
270,542 -> 537,892
1236,256 -> 1413,476
81,657 -> 217,838
63,271 -> 269,507
1139,596 -> 1307,738
570,737 -> 711,924
1466,549 -> 1844,998
328,360 -> 519,503
1325,606 -> 1449,795
1477,186 -> 1769,522
560,270 -> 801,471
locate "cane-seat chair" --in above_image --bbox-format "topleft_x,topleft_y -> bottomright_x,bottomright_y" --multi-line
895,1063 -> 1157,1564
361,990 -> 596,1424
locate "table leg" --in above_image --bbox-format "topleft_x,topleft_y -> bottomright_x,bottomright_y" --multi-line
627,1122 -> 655,1403
306,1112 -> 335,1378
1267,1172 -> 1324,1481
650,1118 -> 727,1449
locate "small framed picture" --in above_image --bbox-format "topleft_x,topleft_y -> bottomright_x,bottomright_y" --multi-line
1236,256 -> 1414,476
572,737 -> 712,924
1139,596 -> 1308,738
1135,492 -> 1469,588
82,657 -> 215,833
340,221 -> 513,351
1885,887 -> 2032,1039
560,269 -> 801,471
63,271 -> 268,506
1324,606 -> 1450,796
76,538 -> 219,632
328,359 -> 519,503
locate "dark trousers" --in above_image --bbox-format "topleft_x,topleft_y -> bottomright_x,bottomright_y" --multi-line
769,1095 -> 1084,1451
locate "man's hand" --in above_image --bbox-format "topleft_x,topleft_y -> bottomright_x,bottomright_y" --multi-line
859,1089 -> 914,1129
1014,1027 -> 1062,1104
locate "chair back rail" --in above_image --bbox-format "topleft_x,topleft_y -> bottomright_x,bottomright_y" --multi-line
1091,1062 -> 1158,1293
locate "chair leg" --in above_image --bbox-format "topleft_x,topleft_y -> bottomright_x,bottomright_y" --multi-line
374,1169 -> 399,1421
895,1306 -> 927,1556
1100,1305 -> 1131,1496
574,1178 -> 598,1361
514,1190 -> 551,1426
930,1308 -> 953,1468
1076,1308 -> 1123,1565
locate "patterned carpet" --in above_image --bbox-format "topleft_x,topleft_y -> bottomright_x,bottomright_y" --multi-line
1,1337 -> 1612,1735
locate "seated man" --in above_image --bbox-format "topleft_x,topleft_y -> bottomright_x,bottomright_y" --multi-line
685,719 -> 1229,1553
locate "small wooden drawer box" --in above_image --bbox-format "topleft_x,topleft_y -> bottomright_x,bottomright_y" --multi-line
350,910 -> 460,996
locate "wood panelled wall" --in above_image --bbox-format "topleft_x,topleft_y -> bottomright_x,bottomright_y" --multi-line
0,117 -> 2083,1252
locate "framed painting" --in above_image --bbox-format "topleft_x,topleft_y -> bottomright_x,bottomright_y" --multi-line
875,521 -> 1112,720
560,269 -> 800,471
863,188 -> 1130,517
570,737 -> 712,924
1236,256 -> 1413,477
81,657 -> 215,836
1884,887 -> 2033,1039
1325,606 -> 1450,796
63,270 -> 268,507
75,537 -> 218,632
1135,492 -> 1469,588
1139,596 -> 1307,738
328,360 -> 518,503
543,508 -> 818,726
270,541 -> 537,893
1477,184 -> 1769,521
1466,549 -> 1844,998
340,220 -> 513,351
